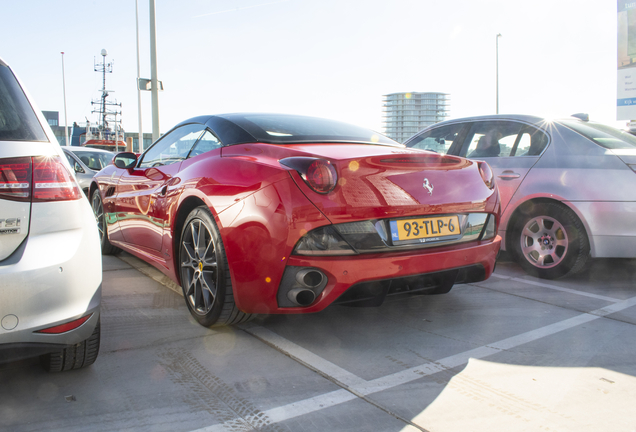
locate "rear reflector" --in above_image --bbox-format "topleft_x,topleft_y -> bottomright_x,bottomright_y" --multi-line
35,314 -> 92,334
0,157 -> 32,202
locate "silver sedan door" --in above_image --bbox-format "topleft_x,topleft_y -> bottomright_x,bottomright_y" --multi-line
458,120 -> 549,213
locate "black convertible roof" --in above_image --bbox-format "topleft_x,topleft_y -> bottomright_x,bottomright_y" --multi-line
172,113 -> 400,147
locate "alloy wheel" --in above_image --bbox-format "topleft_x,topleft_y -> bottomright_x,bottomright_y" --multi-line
180,218 -> 218,315
520,215 -> 568,269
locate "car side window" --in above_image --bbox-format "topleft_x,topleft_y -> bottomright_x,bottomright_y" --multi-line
139,124 -> 206,168
404,123 -> 466,155
189,130 -> 222,158
515,126 -> 549,156
63,151 -> 76,167
462,121 -> 547,158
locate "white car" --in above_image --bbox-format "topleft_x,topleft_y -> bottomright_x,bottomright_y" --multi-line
0,57 -> 102,371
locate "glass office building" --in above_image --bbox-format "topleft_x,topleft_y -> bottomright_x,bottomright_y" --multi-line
382,92 -> 450,143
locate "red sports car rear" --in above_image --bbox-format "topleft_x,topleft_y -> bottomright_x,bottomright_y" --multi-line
90,113 -> 500,327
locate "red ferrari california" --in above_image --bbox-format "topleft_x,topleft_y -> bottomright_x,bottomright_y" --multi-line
90,114 -> 501,327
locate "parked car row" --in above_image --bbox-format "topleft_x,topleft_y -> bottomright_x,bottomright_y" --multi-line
3,54 -> 636,372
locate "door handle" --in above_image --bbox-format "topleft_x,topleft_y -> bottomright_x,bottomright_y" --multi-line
498,170 -> 520,180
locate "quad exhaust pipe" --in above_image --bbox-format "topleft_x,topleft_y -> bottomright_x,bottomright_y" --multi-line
286,269 -> 326,306
295,269 -> 325,288
287,287 -> 316,307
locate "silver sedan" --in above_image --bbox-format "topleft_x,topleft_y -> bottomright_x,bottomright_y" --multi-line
404,114 -> 636,279
61,146 -> 114,196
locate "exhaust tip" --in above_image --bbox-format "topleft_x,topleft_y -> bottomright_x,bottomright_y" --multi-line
295,269 -> 325,288
287,288 -> 316,307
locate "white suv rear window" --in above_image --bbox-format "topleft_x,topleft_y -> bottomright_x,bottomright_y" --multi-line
0,64 -> 48,142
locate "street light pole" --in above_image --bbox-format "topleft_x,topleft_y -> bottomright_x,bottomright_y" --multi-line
135,0 -> 144,152
61,52 -> 69,146
496,33 -> 502,114
149,0 -> 160,142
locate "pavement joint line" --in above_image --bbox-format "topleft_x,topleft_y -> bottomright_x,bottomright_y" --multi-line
212,294 -> 636,431
489,273 -> 621,302
121,258 -> 636,431
241,325 -> 431,432
116,253 -> 183,296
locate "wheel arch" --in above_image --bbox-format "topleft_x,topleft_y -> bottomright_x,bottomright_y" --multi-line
89,181 -> 99,199
171,195 -> 209,285
504,197 -> 594,256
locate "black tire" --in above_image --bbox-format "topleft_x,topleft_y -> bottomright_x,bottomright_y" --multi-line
510,202 -> 589,279
179,206 -> 252,327
91,189 -> 121,255
40,319 -> 101,372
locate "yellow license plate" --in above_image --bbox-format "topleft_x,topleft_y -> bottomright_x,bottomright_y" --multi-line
390,215 -> 460,242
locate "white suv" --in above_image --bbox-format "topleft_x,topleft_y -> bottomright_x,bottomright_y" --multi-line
0,57 -> 102,371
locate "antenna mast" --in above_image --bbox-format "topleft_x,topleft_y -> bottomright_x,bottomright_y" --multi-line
91,49 -> 122,140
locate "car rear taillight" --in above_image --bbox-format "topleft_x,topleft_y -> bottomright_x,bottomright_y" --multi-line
280,157 -> 338,194
0,157 -> 32,202
477,161 -> 495,189
306,159 -> 337,193
0,156 -> 81,202
32,156 -> 82,202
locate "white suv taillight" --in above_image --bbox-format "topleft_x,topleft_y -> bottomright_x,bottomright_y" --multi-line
0,157 -> 32,202
32,156 -> 82,201
0,156 -> 81,202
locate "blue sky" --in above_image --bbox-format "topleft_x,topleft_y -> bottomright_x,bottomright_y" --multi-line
1,0 -> 618,134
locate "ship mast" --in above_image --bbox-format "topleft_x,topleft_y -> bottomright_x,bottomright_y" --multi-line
91,49 -> 122,141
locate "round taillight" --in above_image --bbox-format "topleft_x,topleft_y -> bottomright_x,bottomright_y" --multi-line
477,161 -> 495,189
306,160 -> 337,194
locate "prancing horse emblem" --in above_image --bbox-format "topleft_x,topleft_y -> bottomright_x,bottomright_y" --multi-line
423,178 -> 434,195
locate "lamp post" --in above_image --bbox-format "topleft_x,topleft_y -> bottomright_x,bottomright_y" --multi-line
496,33 -> 502,114
135,0 -> 143,152
61,52 -> 69,146
149,0 -> 160,142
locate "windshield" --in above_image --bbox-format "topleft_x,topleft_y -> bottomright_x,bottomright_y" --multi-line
71,150 -> 114,171
0,64 -> 47,142
560,120 -> 636,150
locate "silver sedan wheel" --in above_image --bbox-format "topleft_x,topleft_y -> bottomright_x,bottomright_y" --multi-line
180,218 -> 218,315
519,215 -> 568,269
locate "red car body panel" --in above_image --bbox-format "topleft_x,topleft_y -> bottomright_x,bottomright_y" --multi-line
91,114 -> 501,318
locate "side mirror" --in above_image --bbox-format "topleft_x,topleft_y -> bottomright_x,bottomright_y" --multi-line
114,152 -> 138,169
74,162 -> 85,174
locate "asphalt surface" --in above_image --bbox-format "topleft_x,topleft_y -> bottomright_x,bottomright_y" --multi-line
2,253 -> 636,432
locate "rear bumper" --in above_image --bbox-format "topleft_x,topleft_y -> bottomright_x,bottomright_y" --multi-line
0,201 -> 102,357
257,236 -> 501,314
0,310 -> 100,363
